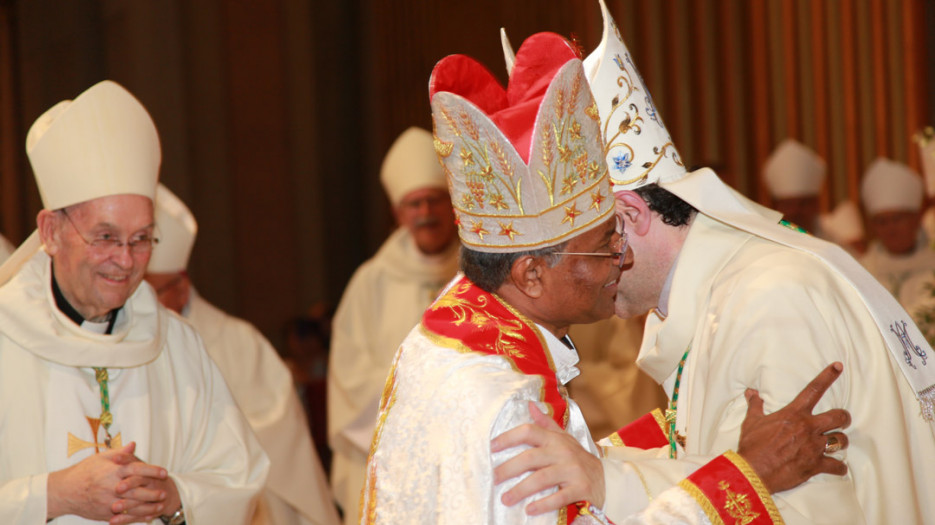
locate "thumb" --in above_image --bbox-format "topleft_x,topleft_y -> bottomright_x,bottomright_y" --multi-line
743,389 -> 765,424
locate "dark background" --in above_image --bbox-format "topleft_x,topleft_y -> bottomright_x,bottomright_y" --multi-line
1,0 -> 933,346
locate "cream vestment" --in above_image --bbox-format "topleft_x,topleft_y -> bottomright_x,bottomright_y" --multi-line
327,227 -> 458,523
860,236 -> 935,309
185,291 -> 339,525
0,251 -> 269,524
607,214 -> 935,524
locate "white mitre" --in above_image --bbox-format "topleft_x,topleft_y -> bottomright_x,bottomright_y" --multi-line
26,80 -> 160,209
380,127 -> 447,206
860,157 -> 923,215
148,184 -> 197,273
763,139 -> 826,198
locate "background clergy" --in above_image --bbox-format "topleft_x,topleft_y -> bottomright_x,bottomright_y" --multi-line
327,126 -> 459,524
0,80 -> 268,524
145,183 -> 340,525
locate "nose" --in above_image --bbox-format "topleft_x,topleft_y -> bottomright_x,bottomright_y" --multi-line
108,242 -> 135,268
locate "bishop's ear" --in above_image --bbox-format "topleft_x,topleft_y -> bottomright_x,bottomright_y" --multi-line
507,254 -> 546,299
36,209 -> 63,256
614,190 -> 652,237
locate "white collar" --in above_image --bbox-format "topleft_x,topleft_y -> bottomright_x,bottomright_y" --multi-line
534,323 -> 581,385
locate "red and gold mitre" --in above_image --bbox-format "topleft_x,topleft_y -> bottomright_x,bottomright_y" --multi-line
429,32 -> 613,253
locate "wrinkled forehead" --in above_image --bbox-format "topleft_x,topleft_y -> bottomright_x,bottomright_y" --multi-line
65,194 -> 155,227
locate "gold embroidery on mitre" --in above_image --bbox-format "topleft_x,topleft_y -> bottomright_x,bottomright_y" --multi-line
718,481 -> 760,525
469,220 -> 489,240
434,136 -> 453,158
498,221 -> 521,241
590,190 -> 605,211
67,416 -> 122,457
562,202 -> 582,227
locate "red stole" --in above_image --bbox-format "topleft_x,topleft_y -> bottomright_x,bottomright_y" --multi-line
422,276 -> 591,523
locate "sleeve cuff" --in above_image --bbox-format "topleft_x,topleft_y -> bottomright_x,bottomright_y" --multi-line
605,408 -> 669,449
677,450 -> 784,525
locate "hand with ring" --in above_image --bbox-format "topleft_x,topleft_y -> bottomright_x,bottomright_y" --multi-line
737,362 -> 851,494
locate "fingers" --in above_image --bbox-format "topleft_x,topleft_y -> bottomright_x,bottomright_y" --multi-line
815,456 -> 848,477
493,448 -> 546,484
120,462 -> 168,481
788,362 -> 844,412
811,407 -> 852,434
527,402 -> 561,431
523,487 -> 577,516
822,431 -> 849,454
500,466 -> 558,506
491,423 -> 550,453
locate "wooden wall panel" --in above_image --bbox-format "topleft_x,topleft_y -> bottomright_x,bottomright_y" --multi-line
2,0 -> 934,344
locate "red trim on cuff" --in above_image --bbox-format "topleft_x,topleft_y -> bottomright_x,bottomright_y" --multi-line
678,451 -> 784,525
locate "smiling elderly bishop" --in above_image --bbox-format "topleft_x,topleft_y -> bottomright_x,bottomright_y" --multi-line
0,80 -> 268,525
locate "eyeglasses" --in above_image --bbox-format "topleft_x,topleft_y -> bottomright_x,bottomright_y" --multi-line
61,209 -> 159,256
554,213 -> 630,271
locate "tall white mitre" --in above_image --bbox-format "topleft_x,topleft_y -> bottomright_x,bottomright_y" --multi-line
0,80 -> 161,285
27,80 -> 160,210
148,184 -> 198,274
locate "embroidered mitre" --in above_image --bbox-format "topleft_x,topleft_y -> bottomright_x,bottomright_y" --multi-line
581,0 -> 685,192
429,32 -> 613,253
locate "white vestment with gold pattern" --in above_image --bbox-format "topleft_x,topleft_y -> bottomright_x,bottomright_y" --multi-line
328,228 -> 459,524
0,251 -> 269,524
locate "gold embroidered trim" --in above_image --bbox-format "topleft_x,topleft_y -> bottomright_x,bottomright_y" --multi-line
677,478 -> 723,525
361,346 -> 405,524
606,431 -> 625,447
649,407 -> 668,436
631,462 -> 654,503
457,207 -> 612,249
724,450 -> 785,524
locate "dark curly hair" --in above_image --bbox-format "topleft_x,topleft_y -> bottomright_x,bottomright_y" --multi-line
633,183 -> 696,226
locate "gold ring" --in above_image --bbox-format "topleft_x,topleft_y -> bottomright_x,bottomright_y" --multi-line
824,435 -> 842,454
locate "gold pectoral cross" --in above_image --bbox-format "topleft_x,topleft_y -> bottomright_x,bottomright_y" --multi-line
66,416 -> 122,457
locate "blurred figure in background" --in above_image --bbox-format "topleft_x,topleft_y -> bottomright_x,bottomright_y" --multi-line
762,138 -> 827,235
327,127 -> 459,524
818,200 -> 866,257
146,183 -> 339,525
859,157 -> 935,309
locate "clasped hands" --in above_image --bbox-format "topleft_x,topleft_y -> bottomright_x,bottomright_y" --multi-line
47,441 -> 181,525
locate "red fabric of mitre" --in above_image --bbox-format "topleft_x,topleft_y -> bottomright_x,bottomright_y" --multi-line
429,32 -> 579,163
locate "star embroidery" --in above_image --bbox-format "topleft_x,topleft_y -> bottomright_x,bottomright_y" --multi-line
460,147 -> 474,166
590,190 -> 605,211
562,202 -> 582,226
498,221 -> 521,241
470,220 -> 490,240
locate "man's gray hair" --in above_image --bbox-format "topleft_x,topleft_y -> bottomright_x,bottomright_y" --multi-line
460,242 -> 567,293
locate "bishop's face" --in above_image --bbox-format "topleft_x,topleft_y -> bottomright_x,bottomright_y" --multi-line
395,187 -> 458,255
869,209 -> 921,256
45,194 -> 155,322
539,215 -> 625,328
